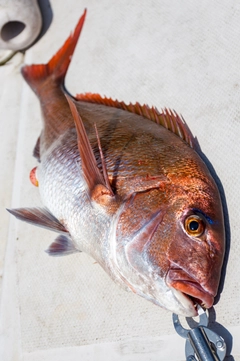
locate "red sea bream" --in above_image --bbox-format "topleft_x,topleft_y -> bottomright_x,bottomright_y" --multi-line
8,10 -> 225,316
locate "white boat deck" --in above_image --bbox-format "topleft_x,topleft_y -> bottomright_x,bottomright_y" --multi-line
0,0 -> 239,360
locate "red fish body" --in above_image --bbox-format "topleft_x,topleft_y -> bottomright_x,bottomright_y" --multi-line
9,10 -> 225,316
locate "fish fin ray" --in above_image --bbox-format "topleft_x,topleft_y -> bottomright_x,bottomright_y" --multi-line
45,235 -> 79,256
94,124 -> 114,196
7,207 -> 68,234
66,95 -> 114,197
76,93 -> 200,150
21,9 -> 87,94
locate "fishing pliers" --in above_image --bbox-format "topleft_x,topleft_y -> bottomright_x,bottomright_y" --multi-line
172,305 -> 226,361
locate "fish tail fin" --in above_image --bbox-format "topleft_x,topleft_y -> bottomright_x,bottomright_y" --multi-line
21,9 -> 87,95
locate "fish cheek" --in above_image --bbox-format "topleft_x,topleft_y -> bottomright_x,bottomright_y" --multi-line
145,216 -> 175,277
124,210 -> 165,274
116,190 -> 169,276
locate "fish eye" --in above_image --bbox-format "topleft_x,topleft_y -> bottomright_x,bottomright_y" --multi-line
184,215 -> 205,237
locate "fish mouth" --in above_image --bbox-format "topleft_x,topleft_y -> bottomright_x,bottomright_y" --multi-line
166,268 -> 214,311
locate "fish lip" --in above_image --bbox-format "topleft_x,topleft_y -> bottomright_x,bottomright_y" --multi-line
170,288 -> 198,316
166,267 -> 214,310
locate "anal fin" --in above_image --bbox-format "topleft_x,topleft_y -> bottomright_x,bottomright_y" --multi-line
7,207 -> 68,234
46,235 -> 79,256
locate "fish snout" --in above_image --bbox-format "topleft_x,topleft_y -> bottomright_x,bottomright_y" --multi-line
166,267 -> 215,309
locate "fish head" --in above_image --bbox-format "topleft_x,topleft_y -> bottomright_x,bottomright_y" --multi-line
115,166 -> 225,316
164,192 -> 225,316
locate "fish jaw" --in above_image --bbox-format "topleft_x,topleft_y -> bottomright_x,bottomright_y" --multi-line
112,242 -> 198,316
166,267 -> 214,309
121,250 -> 198,316
108,238 -> 198,316
130,269 -> 199,316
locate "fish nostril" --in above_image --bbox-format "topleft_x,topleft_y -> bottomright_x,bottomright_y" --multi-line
1,21 -> 26,42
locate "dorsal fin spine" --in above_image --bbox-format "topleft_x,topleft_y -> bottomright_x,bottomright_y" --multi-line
153,107 -> 160,125
160,109 -> 167,129
170,111 -> 176,134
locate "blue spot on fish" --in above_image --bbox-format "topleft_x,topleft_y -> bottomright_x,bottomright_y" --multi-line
192,208 -> 215,225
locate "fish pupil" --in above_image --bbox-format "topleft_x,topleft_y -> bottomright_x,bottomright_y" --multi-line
189,220 -> 199,231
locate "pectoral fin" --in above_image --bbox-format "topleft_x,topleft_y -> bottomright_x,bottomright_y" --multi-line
66,95 -> 116,207
45,235 -> 79,256
7,207 -> 68,234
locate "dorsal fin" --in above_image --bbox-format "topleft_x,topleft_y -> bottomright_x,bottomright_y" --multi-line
75,93 -> 199,150
66,95 -> 114,197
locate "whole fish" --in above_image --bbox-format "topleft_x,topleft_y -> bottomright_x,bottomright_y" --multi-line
8,10 -> 225,316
